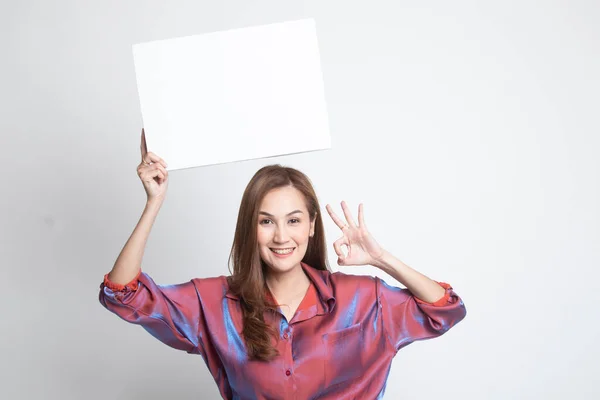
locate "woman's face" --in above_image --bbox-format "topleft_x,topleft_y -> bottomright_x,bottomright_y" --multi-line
257,186 -> 315,274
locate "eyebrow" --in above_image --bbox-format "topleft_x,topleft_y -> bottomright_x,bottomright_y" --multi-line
258,210 -> 304,217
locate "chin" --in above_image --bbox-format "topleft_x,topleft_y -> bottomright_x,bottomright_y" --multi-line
266,263 -> 294,273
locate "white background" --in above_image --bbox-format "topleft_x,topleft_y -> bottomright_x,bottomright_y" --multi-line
2,1 -> 598,399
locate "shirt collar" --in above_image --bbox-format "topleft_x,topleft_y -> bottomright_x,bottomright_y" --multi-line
225,261 -> 336,315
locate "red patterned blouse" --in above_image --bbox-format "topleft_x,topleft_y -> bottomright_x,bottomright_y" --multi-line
99,261 -> 466,399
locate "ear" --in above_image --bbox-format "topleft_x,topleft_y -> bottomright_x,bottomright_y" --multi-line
310,217 -> 316,236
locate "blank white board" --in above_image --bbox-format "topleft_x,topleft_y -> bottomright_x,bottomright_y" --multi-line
132,18 -> 332,171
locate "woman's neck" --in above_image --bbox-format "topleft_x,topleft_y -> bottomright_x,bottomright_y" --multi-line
265,263 -> 311,302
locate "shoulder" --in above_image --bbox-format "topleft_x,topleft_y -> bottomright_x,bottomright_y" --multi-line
328,270 -> 377,295
190,275 -> 229,287
188,275 -> 231,302
320,270 -> 381,312
329,270 -> 376,285
190,275 -> 229,289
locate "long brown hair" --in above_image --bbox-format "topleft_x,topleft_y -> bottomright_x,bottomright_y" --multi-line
226,164 -> 331,362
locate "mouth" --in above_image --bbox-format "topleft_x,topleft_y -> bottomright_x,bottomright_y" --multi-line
270,247 -> 296,257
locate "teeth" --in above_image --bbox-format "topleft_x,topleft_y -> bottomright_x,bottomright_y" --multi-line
271,248 -> 294,254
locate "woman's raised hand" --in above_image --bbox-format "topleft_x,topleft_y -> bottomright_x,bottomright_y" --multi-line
138,128 -> 169,202
325,201 -> 386,267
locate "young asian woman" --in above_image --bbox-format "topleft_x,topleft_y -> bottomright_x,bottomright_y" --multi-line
99,129 -> 467,400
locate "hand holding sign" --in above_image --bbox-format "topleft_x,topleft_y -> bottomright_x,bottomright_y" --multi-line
137,128 -> 169,202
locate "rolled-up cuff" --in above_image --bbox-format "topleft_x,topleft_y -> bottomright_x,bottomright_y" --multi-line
102,269 -> 142,292
414,281 -> 452,307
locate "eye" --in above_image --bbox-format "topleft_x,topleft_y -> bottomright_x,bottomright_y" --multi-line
260,218 -> 301,225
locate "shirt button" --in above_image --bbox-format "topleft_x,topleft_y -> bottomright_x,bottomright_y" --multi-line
285,369 -> 291,376
283,333 -> 289,340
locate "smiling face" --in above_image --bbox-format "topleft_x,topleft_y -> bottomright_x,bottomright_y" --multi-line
257,186 -> 315,274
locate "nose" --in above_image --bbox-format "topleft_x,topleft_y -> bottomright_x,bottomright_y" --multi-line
274,226 -> 291,243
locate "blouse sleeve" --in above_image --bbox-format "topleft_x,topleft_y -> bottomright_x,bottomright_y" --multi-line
376,277 -> 467,353
98,270 -> 204,355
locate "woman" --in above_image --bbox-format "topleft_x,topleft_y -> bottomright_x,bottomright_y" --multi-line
99,129 -> 467,399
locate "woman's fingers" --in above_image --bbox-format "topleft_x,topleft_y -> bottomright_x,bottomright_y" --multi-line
357,203 -> 367,230
141,151 -> 168,169
139,129 -> 168,169
151,169 -> 165,182
144,163 -> 167,177
325,204 -> 346,230
139,163 -> 166,183
326,202 -> 357,231
333,237 -> 349,259
340,201 -> 357,228
155,164 -> 168,180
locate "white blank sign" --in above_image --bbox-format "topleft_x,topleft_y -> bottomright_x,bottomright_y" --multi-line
133,18 -> 331,171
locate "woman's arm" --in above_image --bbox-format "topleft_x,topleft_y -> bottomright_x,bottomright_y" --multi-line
372,249 -> 467,353
107,198 -> 163,286
373,249 -> 447,304
99,195 -> 206,355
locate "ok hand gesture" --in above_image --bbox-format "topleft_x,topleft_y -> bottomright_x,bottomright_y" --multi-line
325,201 -> 385,267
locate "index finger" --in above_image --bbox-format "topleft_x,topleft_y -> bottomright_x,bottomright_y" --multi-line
325,204 -> 347,231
